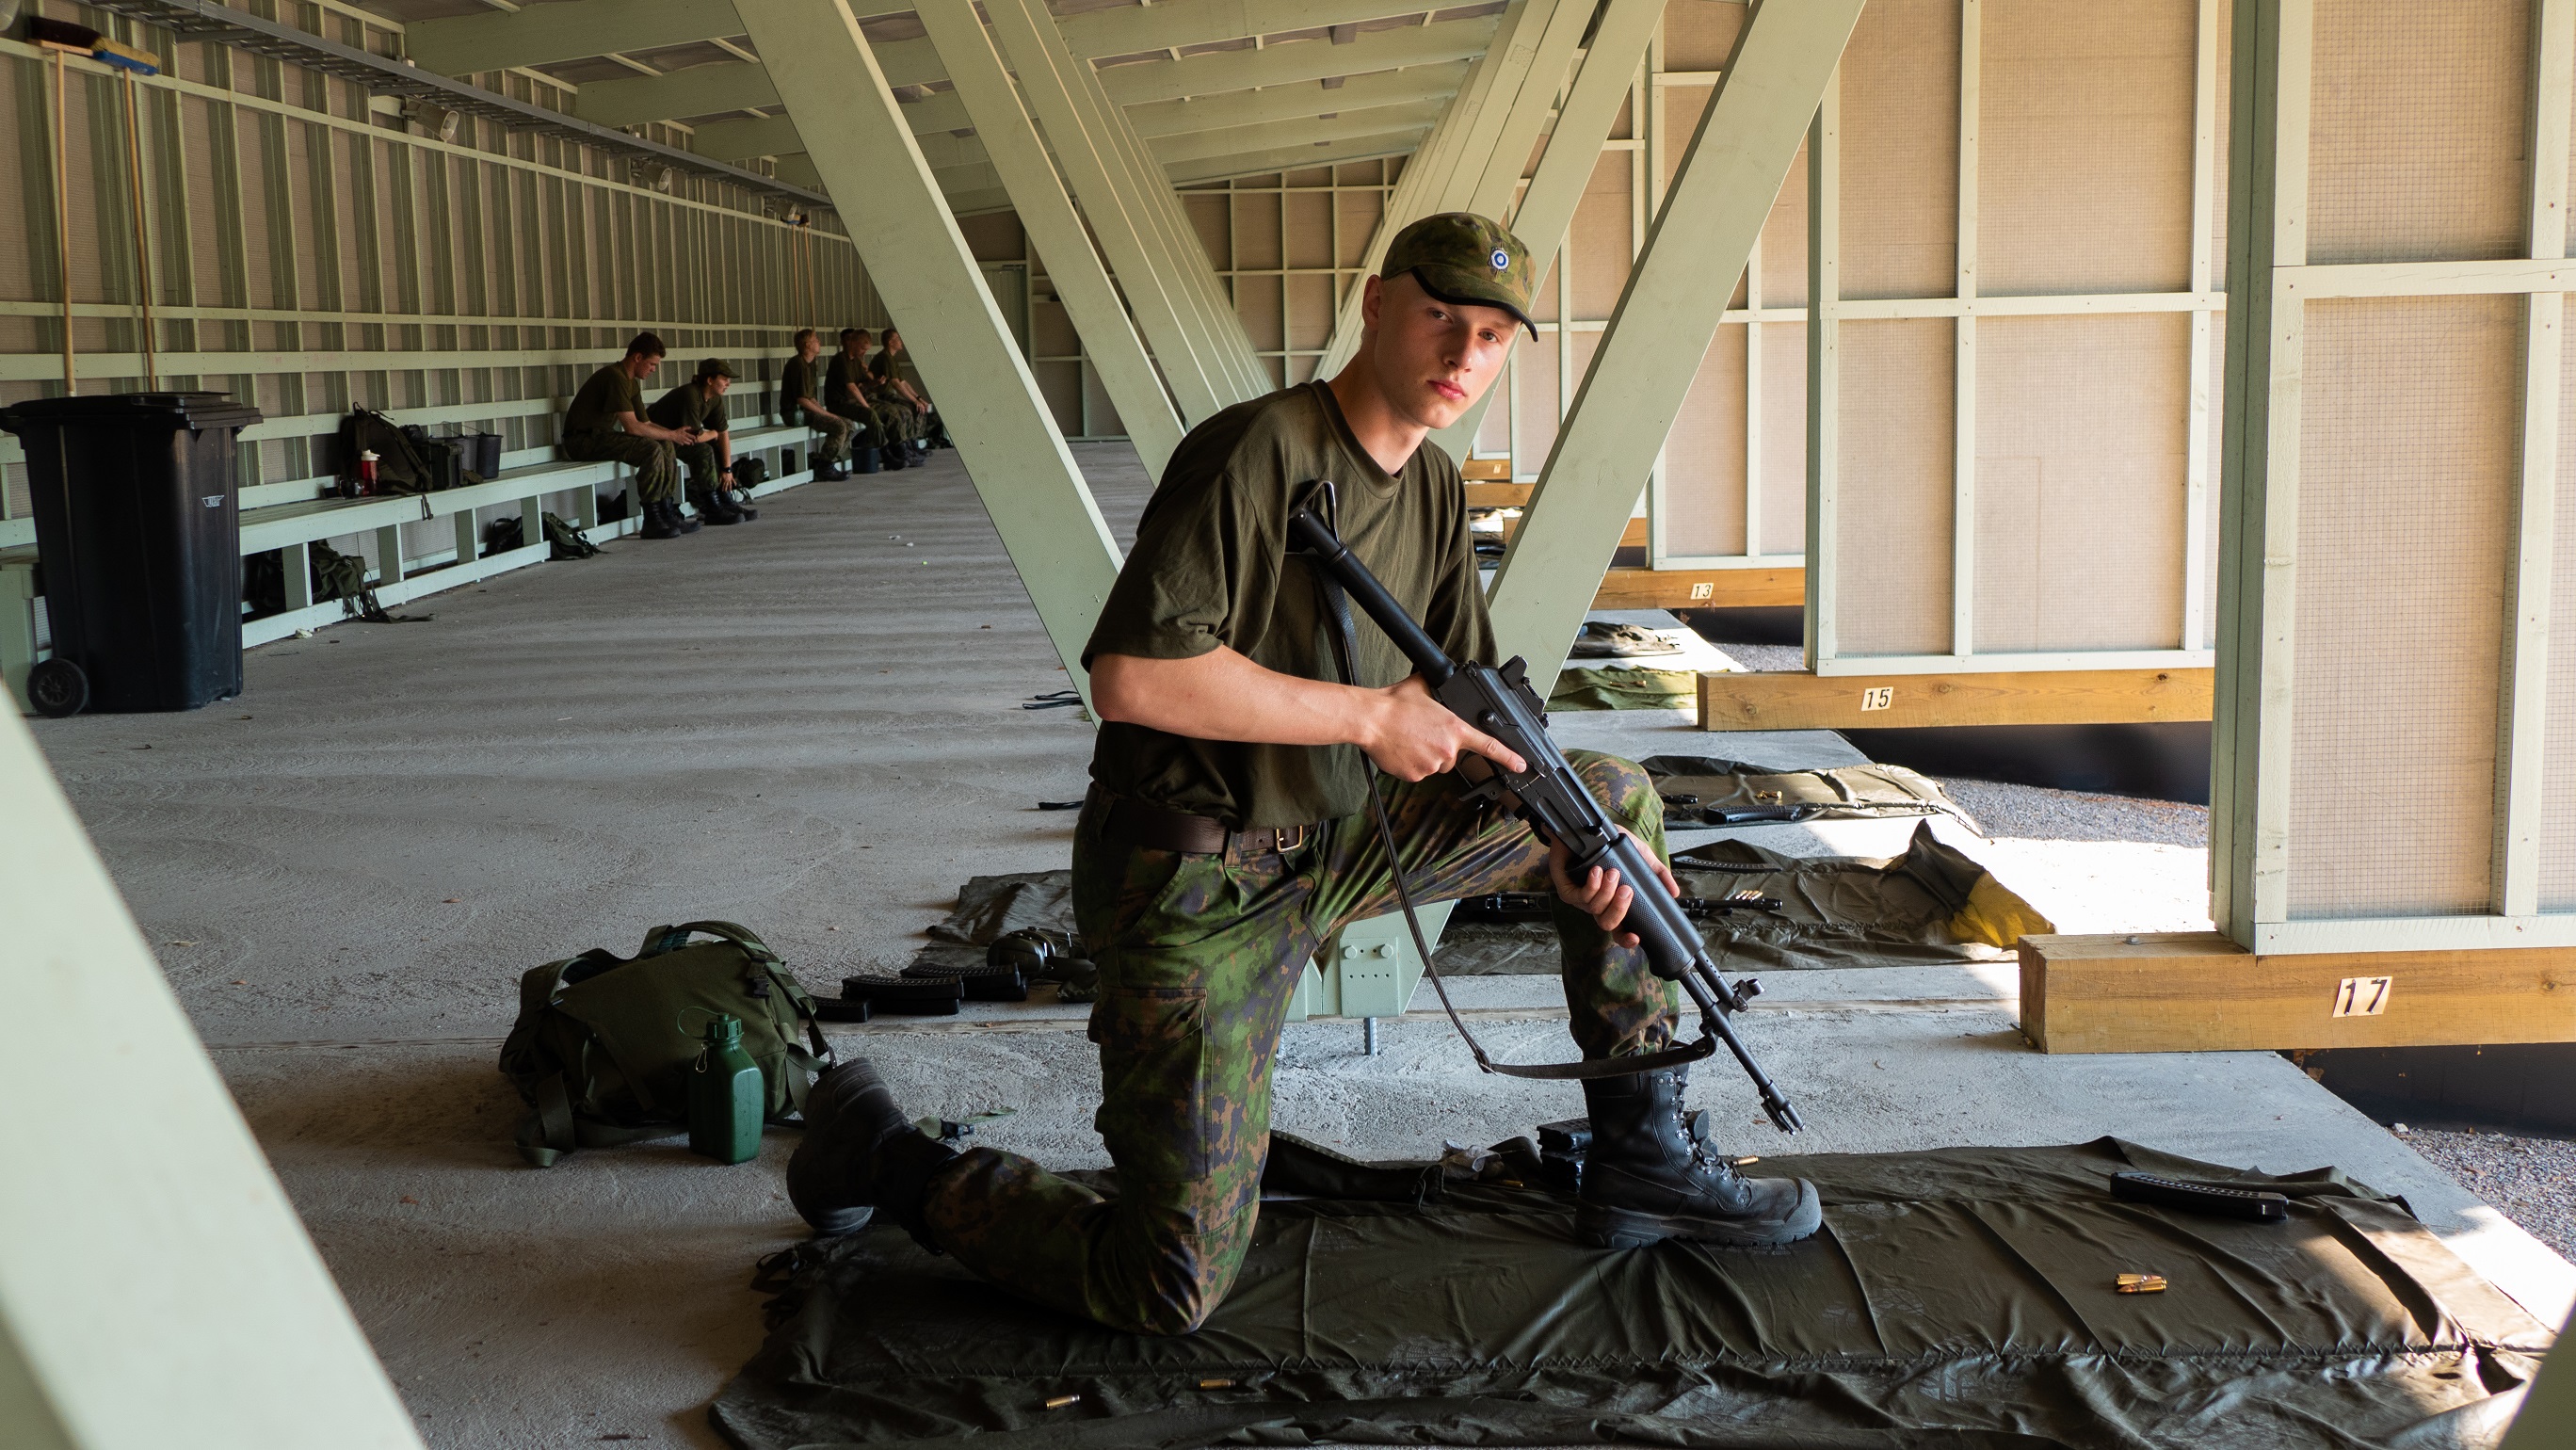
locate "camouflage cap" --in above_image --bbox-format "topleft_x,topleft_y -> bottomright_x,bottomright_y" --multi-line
1381,212 -> 1536,331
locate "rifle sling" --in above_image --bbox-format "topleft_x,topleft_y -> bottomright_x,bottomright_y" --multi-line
1309,528 -> 1716,1083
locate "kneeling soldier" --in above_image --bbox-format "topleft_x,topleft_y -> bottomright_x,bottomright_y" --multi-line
648,357 -> 756,524
788,214 -> 1821,1337
563,332 -> 699,540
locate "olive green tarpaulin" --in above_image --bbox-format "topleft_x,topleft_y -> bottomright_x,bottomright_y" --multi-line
709,1138 -> 2551,1449
1638,755 -> 1970,829
1441,821 -> 2051,975
1547,666 -> 1698,712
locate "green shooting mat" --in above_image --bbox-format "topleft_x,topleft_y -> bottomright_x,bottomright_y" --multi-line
709,1137 -> 2551,1449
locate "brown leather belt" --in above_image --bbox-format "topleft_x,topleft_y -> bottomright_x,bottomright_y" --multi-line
1091,788 -> 1315,858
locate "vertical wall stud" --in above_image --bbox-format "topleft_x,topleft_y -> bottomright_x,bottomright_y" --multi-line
2499,0 -> 2574,917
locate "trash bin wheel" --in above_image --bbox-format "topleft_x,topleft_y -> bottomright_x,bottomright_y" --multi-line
26,657 -> 89,717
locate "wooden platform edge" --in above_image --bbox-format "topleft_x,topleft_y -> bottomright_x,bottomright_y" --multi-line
1699,667 -> 2214,731
2018,932 -> 2576,1053
1595,567 -> 1803,611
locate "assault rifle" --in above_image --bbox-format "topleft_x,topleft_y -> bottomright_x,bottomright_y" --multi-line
1288,506 -> 1804,1134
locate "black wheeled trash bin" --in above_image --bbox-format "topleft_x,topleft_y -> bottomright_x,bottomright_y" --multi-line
0,392 -> 264,717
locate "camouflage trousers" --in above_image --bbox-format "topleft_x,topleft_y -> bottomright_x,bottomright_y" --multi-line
870,395 -> 921,446
675,440 -> 729,496
921,749 -> 1676,1336
797,405 -> 851,465
560,429 -> 678,505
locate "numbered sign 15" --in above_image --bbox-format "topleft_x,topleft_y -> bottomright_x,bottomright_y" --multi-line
2331,976 -> 2392,1018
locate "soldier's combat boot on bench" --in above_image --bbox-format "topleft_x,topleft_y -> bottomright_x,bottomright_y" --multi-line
639,500 -> 685,540
1577,1067 -> 1821,1249
787,1058 -> 959,1240
692,488 -> 744,525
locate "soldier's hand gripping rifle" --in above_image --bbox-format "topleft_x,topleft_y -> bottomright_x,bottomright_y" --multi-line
1288,505 -> 1803,1134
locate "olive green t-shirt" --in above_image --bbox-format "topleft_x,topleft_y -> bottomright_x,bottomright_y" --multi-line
866,348 -> 907,387
1083,380 -> 1494,829
825,352 -> 870,411
781,356 -> 822,419
647,379 -> 726,433
565,363 -> 640,437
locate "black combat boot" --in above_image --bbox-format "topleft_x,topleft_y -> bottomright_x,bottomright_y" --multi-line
722,488 -> 759,521
639,501 -> 683,540
1577,1068 -> 1820,1249
787,1058 -> 960,1240
881,443 -> 908,471
692,489 -> 744,525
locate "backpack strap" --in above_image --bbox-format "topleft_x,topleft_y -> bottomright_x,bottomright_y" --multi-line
638,919 -> 779,961
516,1072 -> 579,1168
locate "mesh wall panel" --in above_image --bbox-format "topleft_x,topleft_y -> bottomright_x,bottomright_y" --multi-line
1761,137 -> 1810,310
2289,297 -> 2516,918
1234,190 -> 1281,270
1972,313 -> 2189,652
1662,87 -> 1710,197
289,121 -> 327,311
1238,274 -> 1283,353
2308,0 -> 2530,266
3,58 -> 40,306
1836,318 -> 1956,654
1287,273 -> 1333,353
1663,326 -> 1750,556
1981,0 -> 2195,296
2210,9 -> 2234,293
1337,185 -> 1383,267
1762,320 -> 1810,555
2543,315 -> 2576,910
1031,297 -> 1079,357
1516,338 -> 1562,467
1286,191 -> 1332,270
1663,2 -> 1747,72
1839,0 -> 1959,300
238,119 -> 276,311
1570,153 -> 1634,320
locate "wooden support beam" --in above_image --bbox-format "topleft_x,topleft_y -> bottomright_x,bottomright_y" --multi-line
2020,932 -> 2576,1054
1593,566 -> 1803,612
1498,513 -> 1646,549
1698,666 -> 2212,732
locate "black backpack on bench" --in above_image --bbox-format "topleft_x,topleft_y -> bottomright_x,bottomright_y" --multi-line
335,410 -> 439,494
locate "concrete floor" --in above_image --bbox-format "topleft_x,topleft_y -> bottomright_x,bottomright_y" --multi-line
40,443 -> 2573,1447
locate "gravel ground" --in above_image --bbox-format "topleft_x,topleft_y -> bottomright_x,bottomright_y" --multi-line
1711,641 -> 1808,672
1937,777 -> 2209,847
2395,1126 -> 2576,1263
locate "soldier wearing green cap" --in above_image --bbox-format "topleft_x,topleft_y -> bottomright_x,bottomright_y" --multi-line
788,212 -> 1821,1335
647,357 -> 756,524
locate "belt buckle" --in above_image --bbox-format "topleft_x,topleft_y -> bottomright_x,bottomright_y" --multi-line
1274,823 -> 1309,853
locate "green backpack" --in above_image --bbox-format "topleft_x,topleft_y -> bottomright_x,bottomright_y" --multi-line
499,920 -> 832,1167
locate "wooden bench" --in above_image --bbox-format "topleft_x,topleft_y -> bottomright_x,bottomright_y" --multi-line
6,420 -> 823,707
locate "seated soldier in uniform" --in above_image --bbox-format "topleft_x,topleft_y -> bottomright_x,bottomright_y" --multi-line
870,326 -> 937,463
849,327 -> 922,466
562,332 -> 699,540
647,357 -> 756,524
781,328 -> 854,481
785,214 -> 1822,1337
829,330 -> 911,471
